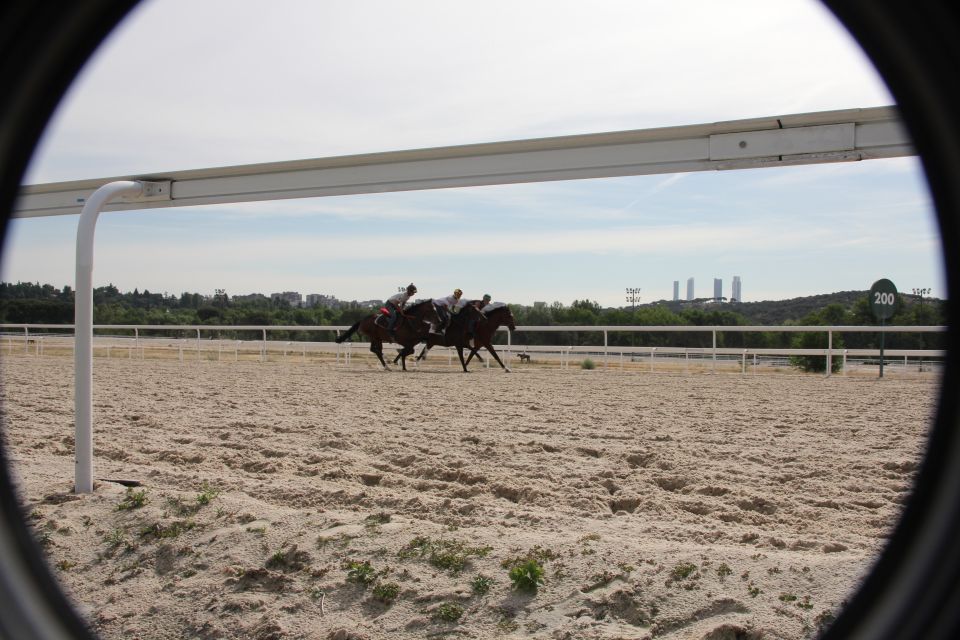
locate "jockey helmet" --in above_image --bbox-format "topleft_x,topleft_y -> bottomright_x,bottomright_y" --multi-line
454,288 -> 463,298
406,283 -> 417,294
482,294 -> 491,302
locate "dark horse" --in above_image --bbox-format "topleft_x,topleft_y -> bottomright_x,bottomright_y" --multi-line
335,300 -> 440,371
405,303 -> 487,372
463,304 -> 517,372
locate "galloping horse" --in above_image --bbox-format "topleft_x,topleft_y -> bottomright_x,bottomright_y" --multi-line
463,304 -> 517,372
405,303 -> 487,372
335,300 -> 440,371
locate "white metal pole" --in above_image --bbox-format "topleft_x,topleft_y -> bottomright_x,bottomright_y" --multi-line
74,180 -> 143,494
826,330 -> 833,377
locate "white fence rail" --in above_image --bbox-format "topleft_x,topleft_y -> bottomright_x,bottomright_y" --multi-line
1,323 -> 946,376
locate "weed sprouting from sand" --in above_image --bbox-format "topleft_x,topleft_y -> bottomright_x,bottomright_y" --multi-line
345,560 -> 377,587
717,563 -> 733,581
372,581 -> 401,604
471,574 -> 493,595
398,536 -> 491,574
104,527 -> 129,550
580,358 -> 596,370
797,595 -> 814,610
779,593 -> 798,603
365,512 -> 391,526
433,602 -> 464,622
56,559 -> 76,571
139,520 -> 195,541
508,559 -> 545,592
117,489 -> 148,511
266,545 -> 311,572
196,481 -> 220,506
670,562 -> 698,581
748,583 -> 763,598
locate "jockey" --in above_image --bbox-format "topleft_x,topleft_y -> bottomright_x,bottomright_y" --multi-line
432,288 -> 463,332
386,283 -> 417,339
466,294 -> 492,338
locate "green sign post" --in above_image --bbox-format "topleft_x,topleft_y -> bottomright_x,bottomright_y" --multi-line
869,278 -> 898,378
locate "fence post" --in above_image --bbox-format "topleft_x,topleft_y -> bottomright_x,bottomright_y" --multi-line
742,349 -> 747,375
24,326 -> 29,354
603,330 -> 608,369
197,329 -> 201,362
826,330 -> 833,377
650,347 -> 656,373
261,329 -> 267,363
712,330 -> 717,373
843,349 -> 848,375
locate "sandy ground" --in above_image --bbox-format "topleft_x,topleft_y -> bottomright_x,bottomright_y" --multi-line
0,354 -> 938,640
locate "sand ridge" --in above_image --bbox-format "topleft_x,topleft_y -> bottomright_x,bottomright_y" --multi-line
0,355 -> 937,639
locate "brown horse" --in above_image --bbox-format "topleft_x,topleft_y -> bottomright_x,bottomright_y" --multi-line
463,304 -> 517,372
406,303 -> 487,372
335,300 -> 440,371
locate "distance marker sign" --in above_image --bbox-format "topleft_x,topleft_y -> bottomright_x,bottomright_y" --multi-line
870,278 -> 898,321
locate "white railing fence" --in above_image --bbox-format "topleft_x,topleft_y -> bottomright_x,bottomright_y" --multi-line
1,323 -> 946,377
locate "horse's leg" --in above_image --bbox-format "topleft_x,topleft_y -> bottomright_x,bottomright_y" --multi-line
484,342 -> 510,372
371,341 -> 389,370
397,345 -> 414,371
456,346 -> 469,372
416,344 -> 431,361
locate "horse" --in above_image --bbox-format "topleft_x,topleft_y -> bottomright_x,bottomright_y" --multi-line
404,303 -> 488,372
335,300 -> 440,371
463,303 -> 517,372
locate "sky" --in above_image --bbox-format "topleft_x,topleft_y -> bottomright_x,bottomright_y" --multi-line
1,0 -> 945,307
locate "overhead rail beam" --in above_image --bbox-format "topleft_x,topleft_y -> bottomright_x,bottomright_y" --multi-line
14,106 -> 911,218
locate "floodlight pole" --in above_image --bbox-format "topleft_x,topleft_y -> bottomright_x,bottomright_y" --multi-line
74,180 -> 144,493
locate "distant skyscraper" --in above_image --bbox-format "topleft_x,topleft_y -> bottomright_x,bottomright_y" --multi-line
672,280 -> 679,301
686,277 -> 694,301
713,278 -> 722,301
732,276 -> 742,302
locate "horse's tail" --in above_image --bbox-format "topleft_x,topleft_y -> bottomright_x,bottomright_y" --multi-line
335,320 -> 362,343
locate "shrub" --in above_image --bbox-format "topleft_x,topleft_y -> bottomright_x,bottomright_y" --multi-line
372,581 -> 400,604
345,560 -> 376,587
581,358 -> 596,370
509,559 -> 545,592
117,489 -> 148,511
433,602 -> 464,622
471,574 -> 493,595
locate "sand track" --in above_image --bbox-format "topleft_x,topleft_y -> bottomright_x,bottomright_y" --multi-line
1,355 -> 938,639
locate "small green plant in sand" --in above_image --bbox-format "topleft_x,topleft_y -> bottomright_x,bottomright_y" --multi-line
56,560 -> 76,571
196,481 -> 220,506
717,563 -> 733,581
139,520 -> 195,541
117,489 -> 148,511
372,581 -> 401,604
398,536 -> 491,574
345,560 -> 377,587
580,358 -> 596,370
471,574 -> 493,595
671,562 -> 698,581
509,559 -> 545,592
433,602 -> 464,622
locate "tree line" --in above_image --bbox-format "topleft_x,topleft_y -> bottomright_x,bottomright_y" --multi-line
0,282 -> 946,360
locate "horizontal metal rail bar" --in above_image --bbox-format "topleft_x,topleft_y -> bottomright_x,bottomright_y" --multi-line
14,106 -> 911,218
